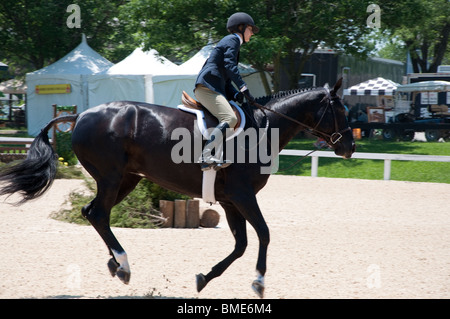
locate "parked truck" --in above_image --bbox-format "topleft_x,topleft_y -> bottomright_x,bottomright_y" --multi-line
350,67 -> 450,141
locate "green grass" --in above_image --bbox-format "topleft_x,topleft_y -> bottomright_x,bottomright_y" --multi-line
277,138 -> 450,183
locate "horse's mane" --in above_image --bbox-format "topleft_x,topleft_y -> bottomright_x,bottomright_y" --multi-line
253,87 -> 326,107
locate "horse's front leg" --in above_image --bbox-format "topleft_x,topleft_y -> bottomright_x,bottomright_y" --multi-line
196,202 -> 248,293
232,193 -> 270,298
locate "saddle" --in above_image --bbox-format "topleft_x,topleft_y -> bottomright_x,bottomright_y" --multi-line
178,91 -> 245,141
181,91 -> 243,130
179,91 -> 247,205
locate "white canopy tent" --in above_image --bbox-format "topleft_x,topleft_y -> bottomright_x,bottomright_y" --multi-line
26,35 -> 113,136
343,77 -> 399,96
104,44 -> 272,108
26,40 -> 272,136
107,48 -> 179,75
93,42 -> 273,109
103,47 -> 191,107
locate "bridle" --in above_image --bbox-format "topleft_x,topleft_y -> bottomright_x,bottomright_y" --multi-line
314,93 -> 352,145
247,91 -> 351,146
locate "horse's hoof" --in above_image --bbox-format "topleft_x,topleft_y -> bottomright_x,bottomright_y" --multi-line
252,280 -> 265,298
107,258 -> 119,277
108,258 -> 130,284
117,268 -> 131,285
196,273 -> 207,292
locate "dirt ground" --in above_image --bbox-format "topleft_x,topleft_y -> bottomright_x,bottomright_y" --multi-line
0,175 -> 449,299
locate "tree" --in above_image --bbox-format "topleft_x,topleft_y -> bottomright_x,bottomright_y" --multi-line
375,0 -> 449,73
123,0 -> 380,91
399,0 -> 450,73
244,0 -> 374,90
0,0 -> 133,73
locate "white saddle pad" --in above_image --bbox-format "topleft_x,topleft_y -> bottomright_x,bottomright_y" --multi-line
177,101 -> 246,204
177,101 -> 246,140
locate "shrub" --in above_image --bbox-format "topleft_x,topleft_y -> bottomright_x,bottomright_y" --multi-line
52,178 -> 190,228
55,132 -> 78,165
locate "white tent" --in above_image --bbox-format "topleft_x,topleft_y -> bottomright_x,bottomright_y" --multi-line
107,48 -> 179,75
26,34 -> 113,136
100,47 -> 187,107
94,44 -> 272,109
177,44 -> 214,74
101,46 -> 199,107
343,77 -> 399,96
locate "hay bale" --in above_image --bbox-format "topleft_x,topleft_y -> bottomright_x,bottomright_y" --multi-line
186,199 -> 200,228
159,200 -> 174,228
200,209 -> 220,228
173,199 -> 186,228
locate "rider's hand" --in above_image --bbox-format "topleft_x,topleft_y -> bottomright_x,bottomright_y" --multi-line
234,91 -> 244,104
242,89 -> 255,104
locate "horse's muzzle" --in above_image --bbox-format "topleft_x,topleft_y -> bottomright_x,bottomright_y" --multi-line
334,140 -> 356,159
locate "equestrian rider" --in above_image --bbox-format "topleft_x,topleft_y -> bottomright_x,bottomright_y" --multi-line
194,12 -> 259,171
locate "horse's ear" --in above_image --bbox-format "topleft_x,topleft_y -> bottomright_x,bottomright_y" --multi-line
331,77 -> 343,96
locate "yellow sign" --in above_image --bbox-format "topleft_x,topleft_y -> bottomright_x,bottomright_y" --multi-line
35,84 -> 71,94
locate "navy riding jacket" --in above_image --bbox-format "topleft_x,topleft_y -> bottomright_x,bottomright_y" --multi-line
195,34 -> 246,100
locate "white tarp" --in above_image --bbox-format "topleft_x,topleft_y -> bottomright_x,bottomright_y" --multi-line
106,47 -> 196,107
343,77 -> 399,96
88,74 -> 145,107
396,81 -> 450,92
26,34 -> 113,136
107,48 -> 179,75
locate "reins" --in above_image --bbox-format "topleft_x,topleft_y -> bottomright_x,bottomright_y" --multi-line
241,90 -> 351,171
245,91 -> 351,145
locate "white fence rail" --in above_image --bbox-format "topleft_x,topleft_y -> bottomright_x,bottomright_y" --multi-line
279,149 -> 450,180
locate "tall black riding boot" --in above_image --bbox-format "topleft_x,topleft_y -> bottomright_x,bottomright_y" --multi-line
199,122 -> 232,171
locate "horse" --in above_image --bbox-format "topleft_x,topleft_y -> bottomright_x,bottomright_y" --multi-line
0,78 -> 355,298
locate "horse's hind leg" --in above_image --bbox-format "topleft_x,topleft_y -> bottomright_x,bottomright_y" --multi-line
196,202 -> 248,293
82,176 -> 136,284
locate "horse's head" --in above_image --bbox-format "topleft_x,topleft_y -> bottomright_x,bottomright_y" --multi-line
313,78 -> 355,159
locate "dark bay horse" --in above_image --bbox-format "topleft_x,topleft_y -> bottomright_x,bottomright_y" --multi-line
0,78 -> 354,297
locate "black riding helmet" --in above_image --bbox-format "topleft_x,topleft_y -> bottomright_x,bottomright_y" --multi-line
226,12 -> 259,42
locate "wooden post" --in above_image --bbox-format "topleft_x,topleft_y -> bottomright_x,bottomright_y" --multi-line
200,209 -> 220,228
159,200 -> 174,228
186,199 -> 200,228
174,199 -> 186,228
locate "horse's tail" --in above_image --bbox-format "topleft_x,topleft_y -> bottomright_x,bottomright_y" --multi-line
0,114 -> 79,204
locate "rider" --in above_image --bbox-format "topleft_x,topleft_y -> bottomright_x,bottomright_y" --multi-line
194,12 -> 259,171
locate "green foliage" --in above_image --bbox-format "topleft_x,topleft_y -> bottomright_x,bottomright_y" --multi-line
52,178 -> 190,228
122,0 -> 376,90
2,0 -> 449,89
278,138 -> 450,184
376,0 -> 450,72
0,0 -> 134,71
55,159 -> 84,179
55,132 -> 77,166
